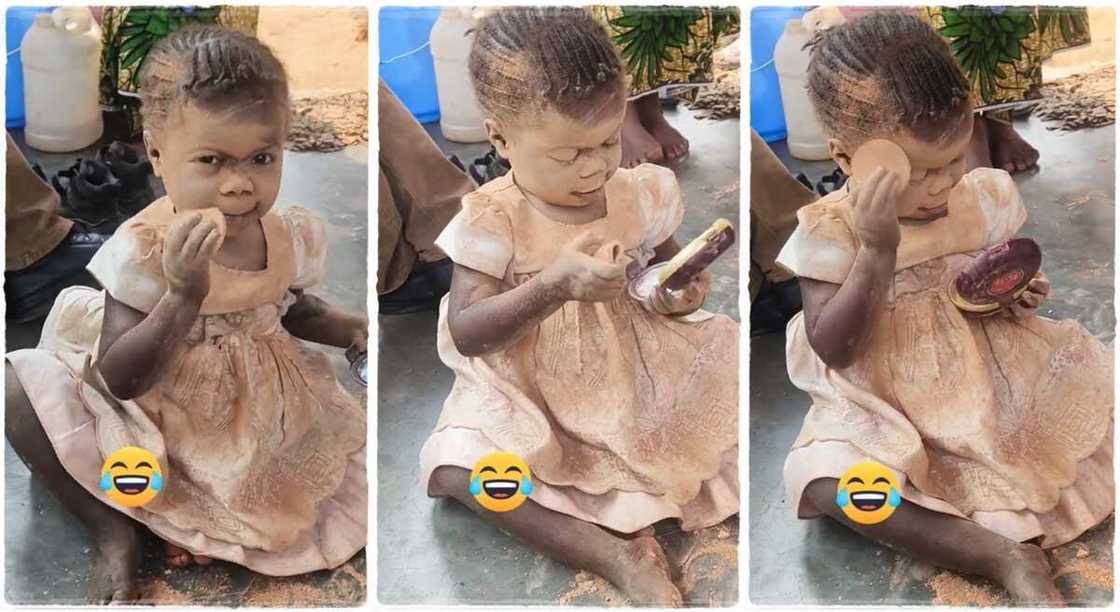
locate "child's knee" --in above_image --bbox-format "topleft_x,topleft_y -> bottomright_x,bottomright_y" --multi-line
804,477 -> 840,514
428,465 -> 471,499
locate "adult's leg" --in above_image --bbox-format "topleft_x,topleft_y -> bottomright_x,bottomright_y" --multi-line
5,362 -> 141,602
429,466 -> 682,606
634,92 -> 689,161
804,478 -> 1062,605
622,96 -> 665,169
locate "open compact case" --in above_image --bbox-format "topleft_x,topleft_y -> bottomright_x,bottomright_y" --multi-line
350,351 -> 368,387
948,238 -> 1042,316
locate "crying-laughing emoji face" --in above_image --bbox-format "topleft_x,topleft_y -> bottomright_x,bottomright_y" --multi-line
836,461 -> 901,525
469,452 -> 533,512
100,447 -> 163,508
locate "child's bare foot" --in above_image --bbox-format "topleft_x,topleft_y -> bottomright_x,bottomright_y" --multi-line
609,535 -> 683,606
998,543 -> 1064,606
988,119 -> 1039,174
87,524 -> 141,603
163,541 -> 212,567
622,102 -> 664,169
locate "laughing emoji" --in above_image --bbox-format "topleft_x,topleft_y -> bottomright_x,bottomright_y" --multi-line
836,461 -> 901,525
470,452 -> 533,512
100,447 -> 163,508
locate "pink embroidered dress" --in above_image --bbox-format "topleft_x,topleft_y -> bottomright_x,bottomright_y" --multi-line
420,164 -> 739,533
6,197 -> 366,575
777,168 -> 1113,547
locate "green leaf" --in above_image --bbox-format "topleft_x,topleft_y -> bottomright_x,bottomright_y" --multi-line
119,24 -> 147,37
613,27 -> 642,46
610,14 -> 643,29
938,23 -> 972,38
118,33 -> 149,56
942,10 -> 963,26
1001,36 -> 1022,62
123,8 -> 152,25
1059,15 -> 1073,43
120,38 -> 153,70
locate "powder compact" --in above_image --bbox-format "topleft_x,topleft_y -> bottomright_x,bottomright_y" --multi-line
849,139 -> 911,191
657,218 -> 736,291
948,238 -> 1042,316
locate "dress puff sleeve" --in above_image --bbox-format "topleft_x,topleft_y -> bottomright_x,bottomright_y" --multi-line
960,168 -> 1028,246
433,191 -> 514,280
633,163 -> 685,250
86,218 -> 170,313
774,202 -> 860,285
281,207 -> 329,290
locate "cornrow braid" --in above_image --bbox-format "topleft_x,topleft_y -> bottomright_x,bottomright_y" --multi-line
138,25 -> 289,133
806,11 -> 971,142
469,7 -> 625,124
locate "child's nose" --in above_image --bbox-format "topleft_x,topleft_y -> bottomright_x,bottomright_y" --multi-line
926,170 -> 955,196
218,168 -> 254,196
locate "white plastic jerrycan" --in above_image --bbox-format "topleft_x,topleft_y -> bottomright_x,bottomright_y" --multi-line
430,7 -> 487,143
22,7 -> 104,152
774,18 -> 830,160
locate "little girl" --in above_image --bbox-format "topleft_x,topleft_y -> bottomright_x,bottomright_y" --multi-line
777,12 -> 1113,604
418,7 -> 738,606
5,26 -> 367,602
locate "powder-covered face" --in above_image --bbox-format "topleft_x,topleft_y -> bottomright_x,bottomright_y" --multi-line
890,110 -> 974,221
832,107 -> 974,222
487,92 -> 625,208
145,101 -> 286,238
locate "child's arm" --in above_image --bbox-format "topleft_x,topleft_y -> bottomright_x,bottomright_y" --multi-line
447,231 -> 628,357
801,168 -> 901,369
282,291 -> 367,353
97,214 -> 220,400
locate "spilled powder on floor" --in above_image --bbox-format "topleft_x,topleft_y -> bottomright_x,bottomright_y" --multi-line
1037,64 -> 1115,131
927,571 -> 1007,606
557,570 -> 619,606
287,91 -> 370,152
675,525 -> 738,602
688,33 -> 740,120
1050,541 -> 1113,593
136,577 -> 193,606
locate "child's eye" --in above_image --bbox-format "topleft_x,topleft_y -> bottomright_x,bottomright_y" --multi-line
253,152 -> 274,165
196,155 -> 220,166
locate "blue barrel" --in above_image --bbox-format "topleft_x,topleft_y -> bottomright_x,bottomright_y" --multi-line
6,6 -> 55,128
379,7 -> 440,124
750,6 -> 808,143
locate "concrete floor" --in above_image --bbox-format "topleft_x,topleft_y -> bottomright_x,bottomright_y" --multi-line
377,106 -> 740,605
750,116 -> 1115,605
4,131 -> 369,605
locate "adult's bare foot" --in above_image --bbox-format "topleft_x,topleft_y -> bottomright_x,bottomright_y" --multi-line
636,94 -> 689,161
609,535 -> 683,607
622,100 -> 664,169
987,118 -> 1040,174
998,543 -> 1064,606
87,523 -> 141,603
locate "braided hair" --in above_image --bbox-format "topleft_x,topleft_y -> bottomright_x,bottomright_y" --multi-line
806,11 -> 971,143
138,25 -> 289,133
469,7 -> 625,124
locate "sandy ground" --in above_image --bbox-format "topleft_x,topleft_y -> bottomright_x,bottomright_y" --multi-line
257,7 -> 368,95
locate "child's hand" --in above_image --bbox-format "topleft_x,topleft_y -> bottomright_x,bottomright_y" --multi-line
650,270 -> 711,316
1003,271 -> 1050,318
539,232 -> 629,303
345,318 -> 369,363
851,166 -> 902,252
163,212 -> 222,303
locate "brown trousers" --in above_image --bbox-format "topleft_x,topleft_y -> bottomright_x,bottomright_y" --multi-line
377,79 -> 475,294
749,128 -> 817,300
6,133 -> 73,272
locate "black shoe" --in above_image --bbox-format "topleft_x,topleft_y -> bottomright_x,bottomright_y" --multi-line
98,140 -> 154,217
468,147 -> 511,185
379,258 -> 453,315
750,277 -> 803,337
4,222 -> 108,323
55,158 -> 123,229
816,167 -> 848,197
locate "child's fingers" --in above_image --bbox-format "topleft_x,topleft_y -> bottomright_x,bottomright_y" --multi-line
167,213 -> 202,252
1018,290 -> 1043,309
197,226 -> 222,259
182,221 -> 214,258
855,167 -> 886,206
870,171 -> 899,216
587,257 -> 627,281
1028,273 -> 1050,295
568,231 -> 604,256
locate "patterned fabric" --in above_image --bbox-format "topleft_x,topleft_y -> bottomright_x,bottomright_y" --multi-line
589,6 -> 737,97
920,6 -> 1091,108
420,164 -> 740,533
6,200 -> 366,576
777,169 -> 1114,547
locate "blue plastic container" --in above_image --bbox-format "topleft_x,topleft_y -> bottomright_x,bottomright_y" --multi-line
750,6 -> 808,143
379,6 -> 440,124
6,6 -> 55,128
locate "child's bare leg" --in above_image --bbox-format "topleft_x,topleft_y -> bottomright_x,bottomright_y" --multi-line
429,466 -> 682,606
5,363 -> 141,603
163,541 -> 212,567
805,478 -> 1062,605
